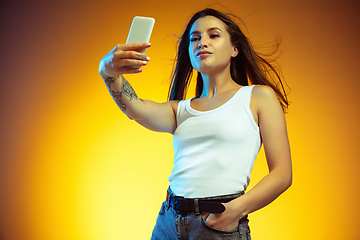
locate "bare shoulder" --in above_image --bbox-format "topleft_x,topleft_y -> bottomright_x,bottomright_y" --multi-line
252,85 -> 280,107
251,85 -> 283,122
252,85 -> 277,100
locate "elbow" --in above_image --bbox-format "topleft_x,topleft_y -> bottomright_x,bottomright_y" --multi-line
288,166 -> 293,187
272,164 -> 293,189
285,177 -> 292,191
275,167 -> 292,193
124,111 -> 142,121
123,112 -> 134,120
283,171 -> 292,191
281,160 -> 293,191
277,175 -> 292,197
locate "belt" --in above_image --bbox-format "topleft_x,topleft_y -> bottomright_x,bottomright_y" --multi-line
166,191 -> 238,214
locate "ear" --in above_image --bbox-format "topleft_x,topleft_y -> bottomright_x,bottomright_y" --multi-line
231,46 -> 239,58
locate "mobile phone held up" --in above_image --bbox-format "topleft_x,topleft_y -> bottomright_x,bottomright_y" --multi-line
126,16 -> 155,54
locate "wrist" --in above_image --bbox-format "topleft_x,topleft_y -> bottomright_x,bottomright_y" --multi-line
231,195 -> 250,219
99,70 -> 111,79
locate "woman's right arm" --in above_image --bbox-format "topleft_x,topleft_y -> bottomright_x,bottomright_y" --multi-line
98,43 -> 178,134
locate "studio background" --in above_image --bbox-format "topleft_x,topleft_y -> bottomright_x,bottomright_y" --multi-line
1,0 -> 359,239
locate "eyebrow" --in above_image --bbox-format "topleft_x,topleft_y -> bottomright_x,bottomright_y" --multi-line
190,27 -> 223,36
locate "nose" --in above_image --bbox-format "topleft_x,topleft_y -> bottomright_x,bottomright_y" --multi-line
198,36 -> 208,49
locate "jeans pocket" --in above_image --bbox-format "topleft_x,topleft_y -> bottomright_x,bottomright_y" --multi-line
200,215 -> 239,234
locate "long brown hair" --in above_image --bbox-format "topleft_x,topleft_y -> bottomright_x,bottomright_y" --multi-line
168,8 -> 289,112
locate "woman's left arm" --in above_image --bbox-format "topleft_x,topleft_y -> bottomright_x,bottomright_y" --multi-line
235,85 -> 292,213
204,85 -> 292,231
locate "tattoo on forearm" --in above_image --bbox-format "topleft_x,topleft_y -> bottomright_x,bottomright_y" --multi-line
121,76 -> 139,101
111,90 -> 127,111
105,76 -> 119,86
105,75 -> 142,112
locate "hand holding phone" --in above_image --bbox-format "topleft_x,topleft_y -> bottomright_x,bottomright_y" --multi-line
99,17 -> 154,76
126,16 -> 155,54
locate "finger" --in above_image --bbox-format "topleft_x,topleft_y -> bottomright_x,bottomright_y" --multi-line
203,213 -> 210,221
115,58 -> 148,68
116,43 -> 151,52
133,52 -> 151,61
114,51 -> 150,61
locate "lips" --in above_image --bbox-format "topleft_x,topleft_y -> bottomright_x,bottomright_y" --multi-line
196,50 -> 212,57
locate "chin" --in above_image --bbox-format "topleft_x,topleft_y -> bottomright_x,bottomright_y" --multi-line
194,63 -> 212,73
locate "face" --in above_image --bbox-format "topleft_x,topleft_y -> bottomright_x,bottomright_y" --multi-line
188,16 -> 238,74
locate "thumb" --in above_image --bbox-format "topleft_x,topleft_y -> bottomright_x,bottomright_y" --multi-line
203,212 -> 210,221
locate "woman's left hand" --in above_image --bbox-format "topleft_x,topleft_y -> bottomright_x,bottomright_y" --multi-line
203,200 -> 244,231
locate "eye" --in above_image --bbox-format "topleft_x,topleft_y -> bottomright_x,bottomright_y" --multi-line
210,34 -> 219,39
190,36 -> 200,43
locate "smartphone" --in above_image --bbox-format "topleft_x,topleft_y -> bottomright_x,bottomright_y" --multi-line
126,16 -> 155,54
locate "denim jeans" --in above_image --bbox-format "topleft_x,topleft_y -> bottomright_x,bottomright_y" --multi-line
151,188 -> 251,240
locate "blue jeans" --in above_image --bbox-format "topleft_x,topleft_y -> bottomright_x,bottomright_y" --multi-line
151,188 -> 251,240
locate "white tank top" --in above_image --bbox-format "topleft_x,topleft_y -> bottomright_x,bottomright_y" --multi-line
169,85 -> 261,198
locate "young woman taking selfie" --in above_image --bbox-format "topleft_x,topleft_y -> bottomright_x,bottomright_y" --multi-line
99,8 -> 292,240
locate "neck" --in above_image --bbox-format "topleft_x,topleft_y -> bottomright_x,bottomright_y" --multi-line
200,66 -> 238,98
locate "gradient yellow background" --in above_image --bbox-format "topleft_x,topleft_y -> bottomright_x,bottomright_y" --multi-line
1,0 -> 359,239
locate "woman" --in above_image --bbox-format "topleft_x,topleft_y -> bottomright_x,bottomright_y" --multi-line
99,8 -> 292,240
